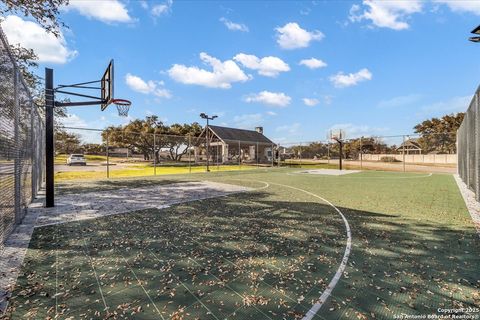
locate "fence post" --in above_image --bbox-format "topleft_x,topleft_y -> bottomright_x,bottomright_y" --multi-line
106,133 -> 110,178
476,92 -> 480,201
188,135 -> 192,174
238,140 -> 241,169
30,101 -> 36,200
327,143 -> 330,164
360,137 -> 363,170
256,141 -> 259,168
13,67 -> 21,223
271,143 -> 274,168
403,135 -> 406,173
216,144 -> 219,170
153,133 -> 157,176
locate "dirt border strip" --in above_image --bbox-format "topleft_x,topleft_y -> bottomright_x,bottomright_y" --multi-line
453,174 -> 480,237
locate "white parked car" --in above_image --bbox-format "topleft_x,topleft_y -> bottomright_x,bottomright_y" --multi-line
66,154 -> 87,166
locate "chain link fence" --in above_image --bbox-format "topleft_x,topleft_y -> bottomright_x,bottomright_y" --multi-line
277,133 -> 457,173
54,126 -> 457,182
458,89 -> 479,201
54,127 -> 278,180
0,28 -> 45,251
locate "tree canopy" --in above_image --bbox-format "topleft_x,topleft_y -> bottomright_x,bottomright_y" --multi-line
414,113 -> 464,154
102,116 -> 202,161
1,0 -> 68,37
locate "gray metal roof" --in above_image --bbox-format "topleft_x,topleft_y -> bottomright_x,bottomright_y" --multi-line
209,125 -> 273,144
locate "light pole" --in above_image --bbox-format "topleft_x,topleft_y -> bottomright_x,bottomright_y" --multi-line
200,113 -> 217,172
469,25 -> 480,42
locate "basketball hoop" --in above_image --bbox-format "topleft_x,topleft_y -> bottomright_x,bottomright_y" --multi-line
111,99 -> 131,117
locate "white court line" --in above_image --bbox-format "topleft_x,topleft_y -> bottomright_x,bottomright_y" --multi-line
81,238 -> 108,311
229,178 -> 351,319
287,171 -> 433,179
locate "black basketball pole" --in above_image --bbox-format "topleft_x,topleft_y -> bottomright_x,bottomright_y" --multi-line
45,68 -> 55,207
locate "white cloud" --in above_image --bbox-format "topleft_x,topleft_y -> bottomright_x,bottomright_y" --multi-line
378,94 -> 422,108
266,111 -> 277,116
245,91 -> 291,107
60,114 -> 104,143
233,113 -> 264,129
329,123 -> 388,138
62,113 -> 88,128
125,73 -> 172,98
276,123 -> 301,135
64,0 -> 132,23
419,95 -> 472,115
349,0 -> 422,30
299,58 -> 327,69
303,98 -> 320,106
434,0 -> 480,15
1,15 -> 77,64
275,22 -> 324,49
220,17 -> 249,32
168,52 -> 250,89
233,53 -> 290,77
152,0 -> 173,16
330,68 -> 372,88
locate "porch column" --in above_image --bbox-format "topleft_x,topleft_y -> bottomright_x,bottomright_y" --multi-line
194,146 -> 200,163
222,143 -> 229,163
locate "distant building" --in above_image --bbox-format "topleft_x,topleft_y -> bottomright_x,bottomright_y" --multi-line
194,125 -> 275,163
397,139 -> 422,155
108,147 -> 129,157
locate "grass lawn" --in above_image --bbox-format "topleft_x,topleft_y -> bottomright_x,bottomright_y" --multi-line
5,169 -> 479,319
54,164 -> 264,181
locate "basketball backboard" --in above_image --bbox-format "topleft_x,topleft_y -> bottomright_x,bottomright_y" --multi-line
101,60 -> 114,111
329,129 -> 346,142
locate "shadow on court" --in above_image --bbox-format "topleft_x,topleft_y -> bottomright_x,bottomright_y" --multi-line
3,189 -> 479,320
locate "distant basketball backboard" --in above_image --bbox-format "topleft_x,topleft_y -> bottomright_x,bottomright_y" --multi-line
101,59 -> 114,111
328,129 -> 346,142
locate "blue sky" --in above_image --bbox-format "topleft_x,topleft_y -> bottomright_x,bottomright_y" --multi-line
3,0 -> 480,143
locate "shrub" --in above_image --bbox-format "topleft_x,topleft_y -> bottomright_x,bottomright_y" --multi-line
380,156 -> 400,162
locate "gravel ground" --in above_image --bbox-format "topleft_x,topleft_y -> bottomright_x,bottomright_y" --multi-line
454,174 -> 480,236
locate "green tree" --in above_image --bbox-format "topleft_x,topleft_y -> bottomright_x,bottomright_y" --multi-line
55,130 -> 81,154
1,0 -> 68,37
82,143 -> 104,155
2,0 -> 68,120
414,113 -> 464,154
103,116 -> 167,161
163,122 -> 202,161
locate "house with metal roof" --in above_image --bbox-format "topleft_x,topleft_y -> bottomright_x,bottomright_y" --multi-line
194,125 -> 275,164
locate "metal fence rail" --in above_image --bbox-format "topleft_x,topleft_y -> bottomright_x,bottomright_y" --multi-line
458,88 -> 479,201
55,126 -> 457,182
0,27 -> 44,251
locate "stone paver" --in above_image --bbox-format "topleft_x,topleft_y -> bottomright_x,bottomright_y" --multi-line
0,181 -> 249,313
36,181 -> 249,226
454,174 -> 480,237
